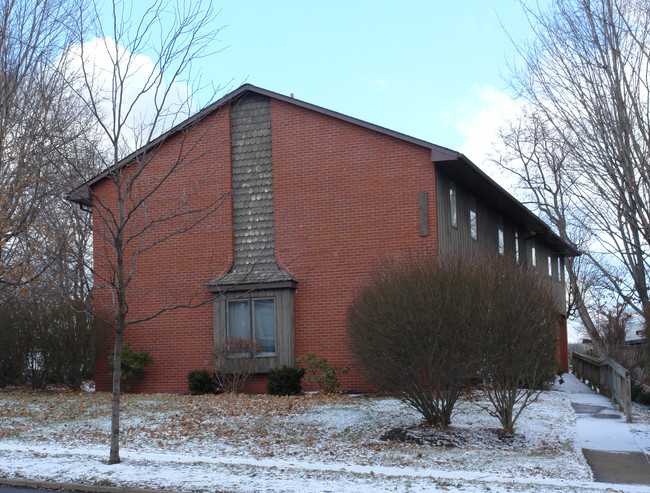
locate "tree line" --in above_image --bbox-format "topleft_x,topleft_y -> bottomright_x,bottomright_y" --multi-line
494,0 -> 649,368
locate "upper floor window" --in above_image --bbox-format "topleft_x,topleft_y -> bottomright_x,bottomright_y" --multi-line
514,229 -> 520,262
557,256 -> 562,281
228,298 -> 276,354
498,216 -> 504,255
450,181 -> 457,228
531,238 -> 537,267
469,196 -> 478,241
547,254 -> 552,277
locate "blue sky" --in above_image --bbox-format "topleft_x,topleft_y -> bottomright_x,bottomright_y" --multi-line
206,0 -> 542,162
94,0 -> 548,166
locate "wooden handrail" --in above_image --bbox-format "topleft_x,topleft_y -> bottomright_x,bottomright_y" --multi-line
572,352 -> 632,422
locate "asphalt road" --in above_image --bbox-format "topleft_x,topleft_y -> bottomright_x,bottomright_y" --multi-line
1,488 -> 75,492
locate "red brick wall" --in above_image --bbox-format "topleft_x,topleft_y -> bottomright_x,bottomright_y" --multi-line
93,107 -> 235,393
271,99 -> 438,392
92,96 -> 438,393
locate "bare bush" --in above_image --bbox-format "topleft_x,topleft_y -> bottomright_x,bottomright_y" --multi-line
348,254 -> 560,431
472,257 -> 560,433
347,255 -> 479,426
212,338 -> 261,393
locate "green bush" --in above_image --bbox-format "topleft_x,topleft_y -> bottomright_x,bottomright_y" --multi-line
632,382 -> 650,405
109,342 -> 154,391
187,369 -> 220,395
297,354 -> 349,393
267,366 -> 306,395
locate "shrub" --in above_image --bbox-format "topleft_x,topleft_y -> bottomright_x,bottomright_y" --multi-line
267,366 -> 306,395
632,382 -> 650,405
212,337 -> 260,393
0,296 -> 95,389
187,369 -> 220,395
109,342 -> 154,392
297,354 -> 349,393
348,253 -> 560,430
347,255 -> 479,426
472,257 -> 560,432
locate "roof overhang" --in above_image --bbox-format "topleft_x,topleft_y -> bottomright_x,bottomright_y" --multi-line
433,152 -> 580,257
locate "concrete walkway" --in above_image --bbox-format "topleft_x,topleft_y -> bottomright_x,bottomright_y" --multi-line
560,372 -> 650,485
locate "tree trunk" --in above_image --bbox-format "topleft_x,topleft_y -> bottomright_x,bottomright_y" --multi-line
109,327 -> 124,464
566,257 -> 606,356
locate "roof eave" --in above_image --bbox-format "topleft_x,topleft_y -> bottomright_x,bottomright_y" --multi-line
433,152 -> 580,257
66,84 -> 458,202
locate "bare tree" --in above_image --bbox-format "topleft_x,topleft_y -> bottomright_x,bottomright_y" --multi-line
494,110 -> 610,354
0,0 -> 87,290
497,0 -> 650,355
63,0 -> 226,464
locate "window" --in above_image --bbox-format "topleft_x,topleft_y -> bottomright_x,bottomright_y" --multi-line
514,229 -> 520,262
531,238 -> 537,267
449,181 -> 457,228
498,216 -> 504,255
228,298 -> 276,354
469,196 -> 478,241
547,254 -> 552,277
557,256 -> 562,280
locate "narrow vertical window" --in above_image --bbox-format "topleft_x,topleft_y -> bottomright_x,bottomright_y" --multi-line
449,181 -> 457,228
469,195 -> 477,241
531,238 -> 537,267
253,299 -> 276,354
548,254 -> 552,277
498,216 -> 504,255
228,300 -> 250,339
514,229 -> 520,262
557,256 -> 562,280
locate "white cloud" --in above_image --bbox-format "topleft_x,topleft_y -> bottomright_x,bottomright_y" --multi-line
452,85 -> 523,192
63,37 -> 194,157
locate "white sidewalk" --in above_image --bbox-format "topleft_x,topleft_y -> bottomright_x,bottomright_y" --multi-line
560,373 -> 642,452
558,372 -> 650,485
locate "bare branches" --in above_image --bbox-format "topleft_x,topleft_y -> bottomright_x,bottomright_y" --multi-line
0,0 -> 87,289
498,0 -> 650,353
57,0 -> 227,464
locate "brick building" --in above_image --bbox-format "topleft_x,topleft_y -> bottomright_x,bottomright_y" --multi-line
68,84 -> 578,393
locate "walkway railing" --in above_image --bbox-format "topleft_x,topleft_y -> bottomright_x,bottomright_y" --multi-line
572,352 -> 632,422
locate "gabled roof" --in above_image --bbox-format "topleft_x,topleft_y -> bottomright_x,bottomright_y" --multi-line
66,84 -> 579,257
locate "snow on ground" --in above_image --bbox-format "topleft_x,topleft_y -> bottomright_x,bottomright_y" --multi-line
0,386 -> 648,492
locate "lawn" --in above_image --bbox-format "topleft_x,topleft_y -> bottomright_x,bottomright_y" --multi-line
0,386 -> 645,492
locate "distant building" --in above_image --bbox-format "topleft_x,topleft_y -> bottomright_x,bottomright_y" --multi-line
626,315 -> 646,346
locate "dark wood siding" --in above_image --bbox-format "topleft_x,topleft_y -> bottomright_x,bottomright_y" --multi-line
436,168 -> 567,314
437,170 -> 503,257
